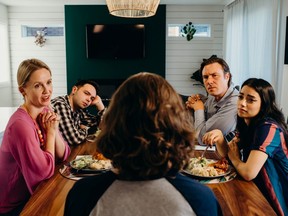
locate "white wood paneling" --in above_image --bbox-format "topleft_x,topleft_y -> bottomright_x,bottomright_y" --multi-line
166,5 -> 224,96
4,5 -> 224,106
7,6 -> 67,106
0,4 -> 13,106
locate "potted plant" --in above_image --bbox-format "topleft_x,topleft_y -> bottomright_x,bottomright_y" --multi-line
181,22 -> 196,41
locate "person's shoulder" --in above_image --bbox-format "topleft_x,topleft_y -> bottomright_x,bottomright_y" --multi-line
72,171 -> 116,192
167,173 -> 215,198
51,95 -> 68,105
9,108 -> 32,124
65,172 -> 116,215
67,171 -> 116,205
6,109 -> 35,135
232,85 -> 239,96
253,118 -> 285,144
167,173 -> 222,215
257,117 -> 282,130
223,85 -> 239,104
227,85 -> 239,97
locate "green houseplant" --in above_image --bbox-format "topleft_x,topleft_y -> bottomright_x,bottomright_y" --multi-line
181,22 -> 196,41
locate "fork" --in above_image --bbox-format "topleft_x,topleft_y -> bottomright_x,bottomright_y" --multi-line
200,145 -> 209,159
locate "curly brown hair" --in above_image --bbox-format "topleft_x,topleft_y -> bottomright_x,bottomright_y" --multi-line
96,72 -> 195,180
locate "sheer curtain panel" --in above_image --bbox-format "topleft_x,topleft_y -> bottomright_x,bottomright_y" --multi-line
224,0 -> 281,95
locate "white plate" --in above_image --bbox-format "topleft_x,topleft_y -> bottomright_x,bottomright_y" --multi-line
70,155 -> 112,174
182,158 -> 231,179
182,166 -> 232,179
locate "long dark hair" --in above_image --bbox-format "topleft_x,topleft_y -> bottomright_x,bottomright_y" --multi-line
96,72 -> 195,180
237,78 -> 288,147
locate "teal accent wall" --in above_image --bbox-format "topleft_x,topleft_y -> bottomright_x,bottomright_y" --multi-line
65,5 -> 166,91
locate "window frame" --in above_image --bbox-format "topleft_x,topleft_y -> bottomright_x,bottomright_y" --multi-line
167,23 -> 212,39
0,20 -> 10,86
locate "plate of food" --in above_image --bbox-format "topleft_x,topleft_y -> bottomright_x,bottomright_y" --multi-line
70,153 -> 112,174
182,157 -> 231,178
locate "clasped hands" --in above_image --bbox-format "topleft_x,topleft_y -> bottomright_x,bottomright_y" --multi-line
186,94 -> 204,110
38,111 -> 60,131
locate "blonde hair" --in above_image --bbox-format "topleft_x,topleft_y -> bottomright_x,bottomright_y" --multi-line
17,58 -> 51,88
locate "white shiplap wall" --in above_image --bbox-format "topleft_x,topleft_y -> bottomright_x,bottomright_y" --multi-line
0,4 -> 12,106
4,5 -> 224,106
166,5 -> 224,97
8,6 -> 67,107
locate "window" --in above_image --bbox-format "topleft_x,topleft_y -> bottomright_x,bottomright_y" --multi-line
21,26 -> 64,37
0,22 -> 10,83
167,24 -> 211,38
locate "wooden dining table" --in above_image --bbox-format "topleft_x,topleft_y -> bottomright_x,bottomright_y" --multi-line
20,141 -> 277,216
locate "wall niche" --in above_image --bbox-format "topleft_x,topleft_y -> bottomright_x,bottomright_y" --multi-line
65,5 -> 166,94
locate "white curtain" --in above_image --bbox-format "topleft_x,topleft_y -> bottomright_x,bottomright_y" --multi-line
224,0 -> 281,94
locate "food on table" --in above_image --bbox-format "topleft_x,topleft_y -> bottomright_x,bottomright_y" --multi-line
89,160 -> 111,170
93,151 -> 107,160
70,154 -> 112,170
186,157 -> 229,177
209,157 -> 229,173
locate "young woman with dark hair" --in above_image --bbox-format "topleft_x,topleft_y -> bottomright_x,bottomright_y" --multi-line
203,78 -> 288,215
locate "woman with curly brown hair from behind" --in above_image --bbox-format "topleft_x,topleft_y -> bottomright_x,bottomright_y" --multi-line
64,72 -> 222,216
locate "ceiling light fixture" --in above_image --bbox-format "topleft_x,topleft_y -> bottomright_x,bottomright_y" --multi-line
106,0 -> 160,18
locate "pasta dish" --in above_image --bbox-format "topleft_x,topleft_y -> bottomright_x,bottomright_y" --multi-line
186,157 -> 229,177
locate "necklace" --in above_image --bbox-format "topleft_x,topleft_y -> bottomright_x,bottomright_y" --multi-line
22,104 -> 45,148
35,122 -> 44,148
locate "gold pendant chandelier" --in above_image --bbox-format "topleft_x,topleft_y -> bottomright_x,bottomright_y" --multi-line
106,0 -> 160,18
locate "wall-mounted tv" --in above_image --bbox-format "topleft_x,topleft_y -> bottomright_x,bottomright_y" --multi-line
86,24 -> 145,59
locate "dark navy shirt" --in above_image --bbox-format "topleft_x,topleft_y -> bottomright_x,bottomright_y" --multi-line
64,171 -> 222,216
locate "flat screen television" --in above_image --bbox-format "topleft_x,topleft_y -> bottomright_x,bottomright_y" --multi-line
86,24 -> 145,59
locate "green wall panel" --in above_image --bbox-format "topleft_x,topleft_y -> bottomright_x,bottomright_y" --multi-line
65,5 -> 166,92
